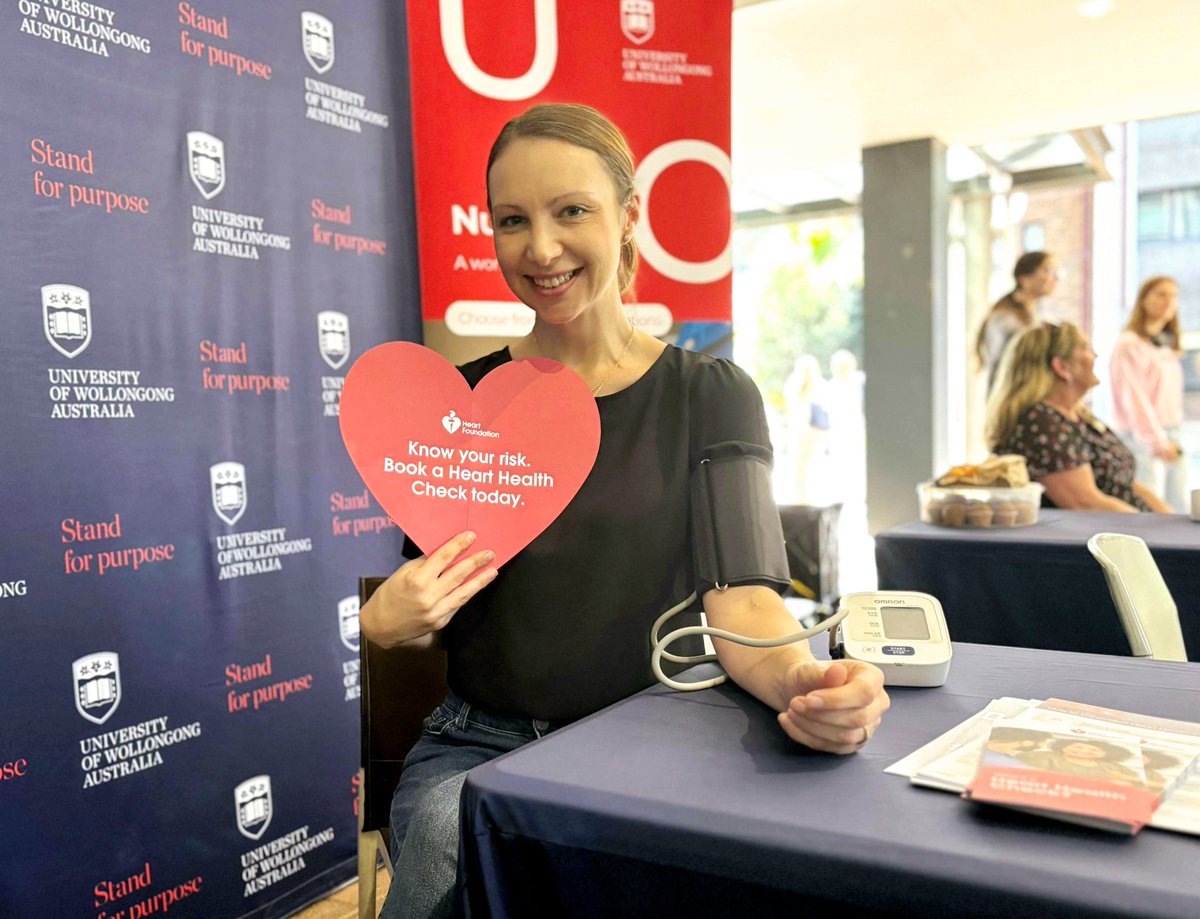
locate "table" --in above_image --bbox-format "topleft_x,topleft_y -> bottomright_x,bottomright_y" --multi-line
875,510 -> 1200,660
460,644 -> 1200,919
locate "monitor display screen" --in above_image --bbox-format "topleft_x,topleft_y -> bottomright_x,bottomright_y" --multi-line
881,607 -> 930,641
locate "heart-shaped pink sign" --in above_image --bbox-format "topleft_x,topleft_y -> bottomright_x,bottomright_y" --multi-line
339,342 -> 600,569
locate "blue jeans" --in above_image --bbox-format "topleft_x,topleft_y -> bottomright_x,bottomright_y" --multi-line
378,692 -> 558,919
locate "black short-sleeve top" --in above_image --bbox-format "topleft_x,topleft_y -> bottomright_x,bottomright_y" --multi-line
992,401 -> 1149,511
426,344 -> 782,722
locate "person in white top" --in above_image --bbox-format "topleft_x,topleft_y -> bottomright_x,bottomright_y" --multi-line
782,354 -> 829,504
1110,276 -> 1188,512
974,251 -> 1062,392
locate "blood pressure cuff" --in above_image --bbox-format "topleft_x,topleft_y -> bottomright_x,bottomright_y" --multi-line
690,441 -> 790,595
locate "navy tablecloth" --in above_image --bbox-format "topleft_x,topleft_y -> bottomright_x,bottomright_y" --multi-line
875,510 -> 1200,661
460,644 -> 1200,919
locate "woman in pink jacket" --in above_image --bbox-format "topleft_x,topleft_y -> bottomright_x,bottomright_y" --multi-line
1110,276 -> 1188,511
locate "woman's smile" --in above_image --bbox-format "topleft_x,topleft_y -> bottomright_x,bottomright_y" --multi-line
529,267 -> 582,294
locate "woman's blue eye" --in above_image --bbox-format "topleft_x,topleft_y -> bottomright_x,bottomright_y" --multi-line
498,215 -> 524,228
562,205 -> 586,217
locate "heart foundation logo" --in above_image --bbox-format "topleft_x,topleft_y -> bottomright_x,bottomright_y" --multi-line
339,342 -> 600,569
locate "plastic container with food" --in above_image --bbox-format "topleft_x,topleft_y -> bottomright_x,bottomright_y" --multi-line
917,481 -> 1044,528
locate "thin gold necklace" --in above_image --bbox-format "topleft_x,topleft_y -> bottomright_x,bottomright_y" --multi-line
532,323 -> 637,396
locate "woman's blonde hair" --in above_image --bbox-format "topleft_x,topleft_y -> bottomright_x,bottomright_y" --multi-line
985,322 -> 1094,448
486,103 -> 639,295
1125,276 -> 1181,350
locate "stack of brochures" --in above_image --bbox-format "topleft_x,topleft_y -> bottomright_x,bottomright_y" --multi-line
887,698 -> 1200,835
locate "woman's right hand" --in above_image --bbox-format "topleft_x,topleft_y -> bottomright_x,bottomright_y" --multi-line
359,531 -> 497,648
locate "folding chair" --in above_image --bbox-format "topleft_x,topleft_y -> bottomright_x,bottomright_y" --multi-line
357,576 -> 448,919
778,503 -> 842,623
1086,533 -> 1188,662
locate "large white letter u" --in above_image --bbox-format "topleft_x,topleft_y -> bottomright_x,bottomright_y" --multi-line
439,0 -> 558,101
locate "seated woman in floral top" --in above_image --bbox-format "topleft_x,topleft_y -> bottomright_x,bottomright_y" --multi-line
985,322 -> 1170,513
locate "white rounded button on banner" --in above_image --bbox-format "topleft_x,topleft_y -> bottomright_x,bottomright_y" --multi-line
445,301 -> 536,337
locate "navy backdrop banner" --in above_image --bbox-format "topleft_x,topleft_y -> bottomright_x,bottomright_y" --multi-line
0,2 -> 420,917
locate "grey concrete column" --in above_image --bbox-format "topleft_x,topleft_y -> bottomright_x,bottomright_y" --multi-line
862,138 -> 949,533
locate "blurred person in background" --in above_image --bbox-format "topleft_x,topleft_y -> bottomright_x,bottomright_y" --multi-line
1110,276 -> 1188,512
974,251 -> 1061,391
986,322 -> 1170,513
782,354 -> 829,504
823,349 -> 866,506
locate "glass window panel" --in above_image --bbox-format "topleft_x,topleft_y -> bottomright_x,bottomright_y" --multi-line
1138,192 -> 1170,240
1178,188 -> 1200,240
1022,222 -> 1045,252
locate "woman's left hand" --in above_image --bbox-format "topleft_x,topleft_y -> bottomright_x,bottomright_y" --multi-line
777,659 -> 890,754
1154,441 -> 1182,462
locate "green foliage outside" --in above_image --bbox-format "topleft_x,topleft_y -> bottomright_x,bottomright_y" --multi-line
735,217 -> 864,416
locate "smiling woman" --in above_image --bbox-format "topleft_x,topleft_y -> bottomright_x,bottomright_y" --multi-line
488,139 -> 630,346
362,103 -> 890,919
484,106 -> 648,392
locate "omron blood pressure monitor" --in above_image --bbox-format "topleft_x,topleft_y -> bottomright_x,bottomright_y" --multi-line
651,589 -> 952,692
830,591 -> 952,687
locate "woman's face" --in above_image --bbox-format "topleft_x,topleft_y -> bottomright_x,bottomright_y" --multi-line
1061,742 -> 1107,760
487,138 -> 631,325
1061,337 -> 1100,392
1142,281 -> 1179,325
1023,258 -> 1061,298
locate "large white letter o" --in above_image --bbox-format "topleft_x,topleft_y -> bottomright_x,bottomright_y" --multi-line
634,140 -> 732,285
439,0 -> 557,100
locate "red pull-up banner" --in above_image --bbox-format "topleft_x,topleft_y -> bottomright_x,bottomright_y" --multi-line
406,0 -> 733,339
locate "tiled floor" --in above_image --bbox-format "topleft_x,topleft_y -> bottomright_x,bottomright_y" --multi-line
292,866 -> 390,919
